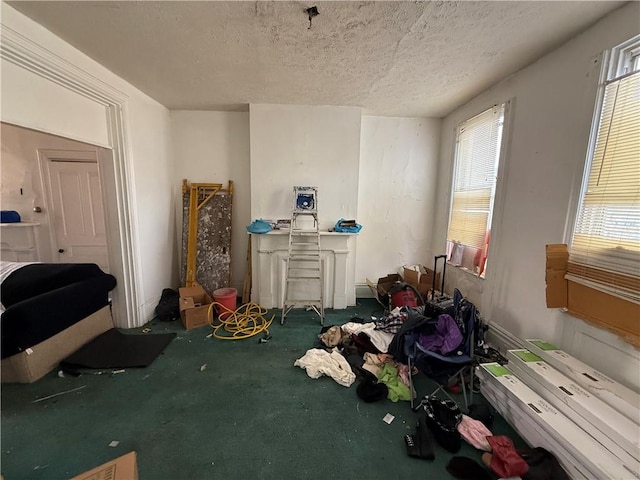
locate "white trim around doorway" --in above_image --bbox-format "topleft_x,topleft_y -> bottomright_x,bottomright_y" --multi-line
1,25 -> 140,328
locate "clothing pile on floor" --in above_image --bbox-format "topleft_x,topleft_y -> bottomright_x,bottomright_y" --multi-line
293,307 -> 431,402
293,305 -> 470,403
293,307 -> 571,480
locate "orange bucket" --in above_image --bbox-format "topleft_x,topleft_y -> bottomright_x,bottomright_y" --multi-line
213,287 -> 237,320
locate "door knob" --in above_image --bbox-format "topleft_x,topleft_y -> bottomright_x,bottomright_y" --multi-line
58,249 -> 65,253
33,206 -> 42,213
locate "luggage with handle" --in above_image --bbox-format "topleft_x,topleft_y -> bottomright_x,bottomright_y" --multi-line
424,254 -> 455,317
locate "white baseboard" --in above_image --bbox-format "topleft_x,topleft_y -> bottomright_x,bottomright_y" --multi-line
139,296 -> 161,325
356,283 -> 375,298
486,322 -> 523,355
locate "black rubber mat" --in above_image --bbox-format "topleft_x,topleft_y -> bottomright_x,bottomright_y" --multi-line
60,328 -> 176,369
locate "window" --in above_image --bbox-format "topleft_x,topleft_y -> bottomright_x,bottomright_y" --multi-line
565,35 -> 640,344
447,103 -> 506,278
568,36 -> 640,304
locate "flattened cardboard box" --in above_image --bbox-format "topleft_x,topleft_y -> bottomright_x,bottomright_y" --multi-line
69,451 -> 138,480
375,273 -> 401,305
403,266 -> 440,298
179,285 -> 213,330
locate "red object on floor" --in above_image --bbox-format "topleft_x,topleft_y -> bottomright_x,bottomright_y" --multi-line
486,435 -> 529,477
213,287 -> 237,320
391,289 -> 418,308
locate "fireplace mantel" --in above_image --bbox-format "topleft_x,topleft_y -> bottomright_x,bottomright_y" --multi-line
250,231 -> 357,309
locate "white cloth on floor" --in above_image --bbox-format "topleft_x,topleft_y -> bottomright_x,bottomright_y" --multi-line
294,348 -> 356,387
362,352 -> 385,377
340,321 -> 394,353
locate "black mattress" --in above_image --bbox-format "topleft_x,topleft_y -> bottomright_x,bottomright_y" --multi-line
1,263 -> 117,359
1,263 -> 110,308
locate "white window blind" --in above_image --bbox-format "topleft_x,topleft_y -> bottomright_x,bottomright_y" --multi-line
448,104 -> 505,250
568,44 -> 640,302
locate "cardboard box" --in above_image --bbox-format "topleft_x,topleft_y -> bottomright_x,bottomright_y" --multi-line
524,338 -> 640,423
365,273 -> 401,307
403,265 -> 440,298
507,350 -> 639,466
179,285 -> 213,330
478,369 -> 593,480
69,451 -> 138,480
477,363 -> 633,480
545,244 -> 568,308
544,246 -> 639,343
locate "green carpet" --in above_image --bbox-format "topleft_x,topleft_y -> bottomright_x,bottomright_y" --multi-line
1,299 -> 526,479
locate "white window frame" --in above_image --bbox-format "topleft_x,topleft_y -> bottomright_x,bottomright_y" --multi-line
608,35 -> 640,79
566,34 -> 640,302
445,100 -> 511,278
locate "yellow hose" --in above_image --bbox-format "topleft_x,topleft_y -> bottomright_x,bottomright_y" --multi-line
206,301 -> 274,340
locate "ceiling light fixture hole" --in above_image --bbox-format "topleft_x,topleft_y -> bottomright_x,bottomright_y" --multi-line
305,6 -> 319,29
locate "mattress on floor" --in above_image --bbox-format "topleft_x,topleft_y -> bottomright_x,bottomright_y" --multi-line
0,263 -> 109,308
1,270 -> 116,359
1,305 -> 114,383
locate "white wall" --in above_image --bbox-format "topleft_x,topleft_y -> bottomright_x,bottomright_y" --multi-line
356,116 -> 441,292
0,60 -> 110,148
170,111 -> 251,294
0,123 -> 102,262
1,4 -> 175,326
171,109 -> 439,302
433,2 -> 640,389
127,95 -> 175,318
249,104 -> 361,230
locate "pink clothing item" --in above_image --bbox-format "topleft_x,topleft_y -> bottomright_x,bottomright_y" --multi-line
457,414 -> 493,451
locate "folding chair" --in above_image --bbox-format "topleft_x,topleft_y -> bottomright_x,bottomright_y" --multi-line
405,288 -> 478,411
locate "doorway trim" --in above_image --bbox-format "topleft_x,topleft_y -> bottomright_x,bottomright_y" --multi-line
1,25 -> 139,328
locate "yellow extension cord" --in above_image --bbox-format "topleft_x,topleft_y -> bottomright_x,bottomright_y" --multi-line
206,301 -> 274,340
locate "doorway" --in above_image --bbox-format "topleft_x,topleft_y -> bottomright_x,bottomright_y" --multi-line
2,33 -> 140,329
1,121 -> 130,326
38,149 -> 109,271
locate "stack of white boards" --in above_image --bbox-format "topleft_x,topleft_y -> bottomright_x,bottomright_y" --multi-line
508,350 -> 640,471
477,362 -> 639,480
524,338 -> 640,424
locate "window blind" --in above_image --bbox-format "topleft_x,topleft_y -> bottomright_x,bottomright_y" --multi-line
448,104 -> 505,249
568,71 -> 640,302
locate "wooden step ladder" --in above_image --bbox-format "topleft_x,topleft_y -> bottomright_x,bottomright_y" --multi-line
281,186 -> 324,325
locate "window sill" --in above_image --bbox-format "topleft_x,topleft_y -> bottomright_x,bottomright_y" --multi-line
447,261 -> 485,279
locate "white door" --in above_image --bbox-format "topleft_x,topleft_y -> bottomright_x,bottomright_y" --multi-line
43,153 -> 109,271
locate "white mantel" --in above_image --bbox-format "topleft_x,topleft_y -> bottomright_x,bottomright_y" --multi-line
0,222 -> 41,262
250,231 -> 357,309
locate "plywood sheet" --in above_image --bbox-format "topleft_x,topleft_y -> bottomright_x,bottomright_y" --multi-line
181,189 -> 232,296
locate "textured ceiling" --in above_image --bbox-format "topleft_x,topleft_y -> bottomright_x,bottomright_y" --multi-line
7,1 -> 625,117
